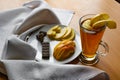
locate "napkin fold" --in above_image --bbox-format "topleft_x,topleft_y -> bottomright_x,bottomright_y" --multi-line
2,35 -> 36,60
2,60 -> 109,80
0,0 -> 109,80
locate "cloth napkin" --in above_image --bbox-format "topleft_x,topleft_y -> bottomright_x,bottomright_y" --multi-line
0,0 -> 109,80
2,60 -> 109,80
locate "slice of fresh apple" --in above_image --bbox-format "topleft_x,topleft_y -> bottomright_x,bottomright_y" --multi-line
55,27 -> 67,40
55,26 -> 61,33
47,25 -> 61,39
47,30 -> 56,39
82,19 -> 92,30
52,25 -> 60,31
62,29 -> 75,40
62,27 -> 72,39
47,25 -> 58,36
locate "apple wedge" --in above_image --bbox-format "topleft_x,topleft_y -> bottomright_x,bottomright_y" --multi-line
62,27 -> 72,39
82,19 -> 92,30
54,27 -> 67,40
47,25 -> 58,36
62,29 -> 75,40
47,25 -> 61,39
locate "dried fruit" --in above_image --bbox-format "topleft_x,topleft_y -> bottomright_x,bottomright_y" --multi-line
47,25 -> 75,40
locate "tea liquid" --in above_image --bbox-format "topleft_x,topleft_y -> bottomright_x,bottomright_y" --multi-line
80,20 -> 105,58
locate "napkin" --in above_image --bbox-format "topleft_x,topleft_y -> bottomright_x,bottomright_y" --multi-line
2,60 -> 109,80
0,0 -> 109,80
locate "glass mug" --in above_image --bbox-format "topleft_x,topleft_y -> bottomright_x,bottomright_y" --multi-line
79,14 -> 109,65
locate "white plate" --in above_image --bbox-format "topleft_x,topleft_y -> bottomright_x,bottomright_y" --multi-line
19,24 -> 82,64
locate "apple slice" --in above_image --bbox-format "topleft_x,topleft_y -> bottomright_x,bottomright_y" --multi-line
82,19 -> 92,30
92,19 -> 116,29
51,25 -> 60,31
62,27 -> 72,39
62,29 -> 75,40
47,25 -> 59,36
66,29 -> 75,40
47,25 -> 61,39
55,27 -> 67,40
91,13 -> 109,25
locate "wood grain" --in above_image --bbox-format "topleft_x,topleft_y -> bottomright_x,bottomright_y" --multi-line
0,0 -> 120,80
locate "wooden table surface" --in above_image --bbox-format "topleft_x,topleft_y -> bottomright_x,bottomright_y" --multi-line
0,0 -> 120,80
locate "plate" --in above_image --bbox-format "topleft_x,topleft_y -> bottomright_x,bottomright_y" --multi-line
19,24 -> 82,64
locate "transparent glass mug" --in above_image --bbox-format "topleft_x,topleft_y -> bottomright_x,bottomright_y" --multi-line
79,14 -> 109,65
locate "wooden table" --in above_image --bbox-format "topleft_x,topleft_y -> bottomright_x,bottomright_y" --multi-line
0,0 -> 120,80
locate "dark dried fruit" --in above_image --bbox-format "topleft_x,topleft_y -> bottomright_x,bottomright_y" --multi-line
36,31 -> 47,43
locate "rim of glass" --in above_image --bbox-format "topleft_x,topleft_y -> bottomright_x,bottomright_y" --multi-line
79,14 -> 106,32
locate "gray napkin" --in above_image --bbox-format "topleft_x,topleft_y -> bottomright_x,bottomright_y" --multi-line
0,0 -> 109,80
2,60 -> 109,80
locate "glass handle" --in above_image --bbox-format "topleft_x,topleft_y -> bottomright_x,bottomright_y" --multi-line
98,41 -> 109,56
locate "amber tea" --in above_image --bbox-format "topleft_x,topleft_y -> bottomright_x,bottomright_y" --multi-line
80,20 -> 105,58
78,14 -> 115,65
